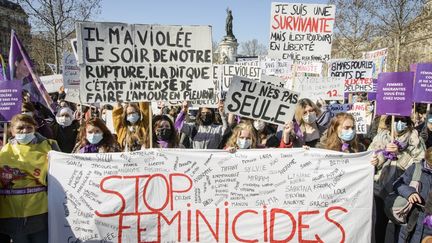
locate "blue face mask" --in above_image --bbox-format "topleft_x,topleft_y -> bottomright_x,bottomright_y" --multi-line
86,132 -> 103,145
15,132 -> 35,144
339,129 -> 355,141
395,121 -> 407,133
127,113 -> 140,124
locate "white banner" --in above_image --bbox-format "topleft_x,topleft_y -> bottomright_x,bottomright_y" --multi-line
328,60 -> 374,93
40,74 -> 63,93
225,76 -> 299,125
76,22 -> 213,103
221,64 -> 261,94
362,48 -> 387,79
63,52 -> 80,88
268,3 -> 335,62
48,149 -> 373,243
293,77 -> 344,101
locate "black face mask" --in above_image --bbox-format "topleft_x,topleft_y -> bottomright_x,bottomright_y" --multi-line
157,128 -> 172,141
201,114 -> 213,125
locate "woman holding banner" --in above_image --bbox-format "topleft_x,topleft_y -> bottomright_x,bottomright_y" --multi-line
52,107 -> 80,153
317,113 -> 364,152
0,114 -> 59,242
178,102 -> 229,149
72,118 -> 121,153
113,102 -> 150,151
152,115 -> 180,148
290,98 -> 327,148
369,115 -> 426,243
224,122 -> 258,152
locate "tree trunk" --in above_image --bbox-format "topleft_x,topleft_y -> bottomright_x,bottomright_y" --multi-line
394,36 -> 400,72
53,27 -> 59,74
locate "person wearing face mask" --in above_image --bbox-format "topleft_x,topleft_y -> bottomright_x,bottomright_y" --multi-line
113,102 -> 150,151
289,98 -> 327,148
152,115 -> 180,148
369,116 -> 426,243
316,113 -> 364,152
21,101 -> 54,139
178,101 -> 229,149
0,114 -> 59,242
253,120 -> 279,148
72,118 -> 121,153
392,147 -> 432,242
420,113 -> 432,149
51,107 -> 80,153
224,122 -> 258,152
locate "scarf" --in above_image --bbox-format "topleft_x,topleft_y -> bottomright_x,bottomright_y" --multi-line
157,140 -> 169,148
79,144 -> 99,153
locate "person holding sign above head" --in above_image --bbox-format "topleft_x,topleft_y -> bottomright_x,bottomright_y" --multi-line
152,115 -> 180,148
290,98 -> 327,148
316,113 -> 365,152
0,114 -> 59,243
21,101 -> 54,140
369,115 -> 426,243
178,101 -> 229,149
112,102 -> 150,151
224,122 -> 258,152
72,118 -> 121,153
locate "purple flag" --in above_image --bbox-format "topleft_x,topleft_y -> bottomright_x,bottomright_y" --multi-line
8,30 -> 54,113
376,72 -> 414,116
0,81 -> 22,121
413,63 -> 432,103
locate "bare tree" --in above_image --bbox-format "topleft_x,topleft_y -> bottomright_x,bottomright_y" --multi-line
240,39 -> 267,56
368,0 -> 426,71
19,0 -> 101,71
329,0 -> 376,59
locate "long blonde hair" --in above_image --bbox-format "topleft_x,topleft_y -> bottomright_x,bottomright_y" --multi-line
294,98 -> 321,126
225,122 -> 258,148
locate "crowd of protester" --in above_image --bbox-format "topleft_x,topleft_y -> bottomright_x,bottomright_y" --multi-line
0,90 -> 432,243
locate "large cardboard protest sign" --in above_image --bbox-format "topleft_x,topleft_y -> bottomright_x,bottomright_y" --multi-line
225,76 -> 299,125
221,64 -> 261,94
413,63 -> 432,103
48,149 -> 373,243
362,48 -> 387,79
261,74 -> 287,88
293,77 -> 344,101
0,81 -> 21,121
269,3 -> 335,62
63,52 -> 80,88
294,62 -> 323,75
76,22 -> 213,103
40,74 -> 63,93
259,57 -> 293,77
329,60 -> 374,92
347,103 -> 368,134
376,72 -> 414,116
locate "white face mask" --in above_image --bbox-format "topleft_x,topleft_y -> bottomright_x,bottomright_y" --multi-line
15,132 -> 35,144
253,120 -> 266,132
237,138 -> 252,149
56,116 -> 72,127
303,112 -> 317,124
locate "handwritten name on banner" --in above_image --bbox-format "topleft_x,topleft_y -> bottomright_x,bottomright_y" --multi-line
76,22 -> 213,103
329,60 -> 374,92
48,149 -> 373,243
225,76 -> 299,125
269,3 -> 335,62
293,77 -> 344,101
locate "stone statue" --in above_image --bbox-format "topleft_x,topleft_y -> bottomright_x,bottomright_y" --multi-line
225,8 -> 235,38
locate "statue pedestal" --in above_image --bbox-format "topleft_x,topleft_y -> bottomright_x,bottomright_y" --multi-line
217,36 -> 239,64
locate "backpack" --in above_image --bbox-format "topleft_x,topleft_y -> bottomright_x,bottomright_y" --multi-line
384,162 -> 422,225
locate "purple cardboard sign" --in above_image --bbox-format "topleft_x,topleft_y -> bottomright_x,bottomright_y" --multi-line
413,63 -> 432,103
376,72 -> 413,116
367,79 -> 378,100
0,81 -> 22,122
